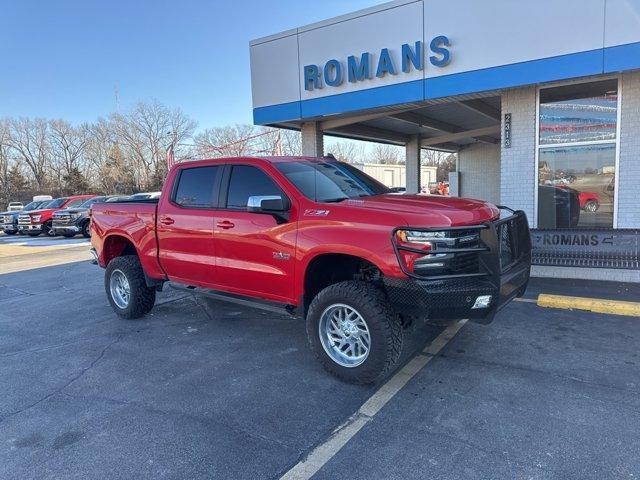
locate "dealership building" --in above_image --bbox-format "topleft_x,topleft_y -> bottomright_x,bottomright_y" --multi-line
249,0 -> 640,281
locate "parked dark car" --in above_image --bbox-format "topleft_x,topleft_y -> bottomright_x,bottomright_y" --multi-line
52,196 -> 120,238
1,200 -> 52,235
538,185 -> 580,228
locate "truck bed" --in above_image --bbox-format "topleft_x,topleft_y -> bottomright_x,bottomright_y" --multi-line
90,201 -> 163,279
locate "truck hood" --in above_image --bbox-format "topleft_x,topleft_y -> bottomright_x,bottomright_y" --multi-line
54,207 -> 88,215
345,194 -> 500,227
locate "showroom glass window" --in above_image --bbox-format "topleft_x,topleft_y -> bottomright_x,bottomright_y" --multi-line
537,79 -> 617,229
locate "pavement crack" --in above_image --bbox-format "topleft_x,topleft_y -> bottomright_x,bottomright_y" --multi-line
192,295 -> 215,322
0,334 -> 124,424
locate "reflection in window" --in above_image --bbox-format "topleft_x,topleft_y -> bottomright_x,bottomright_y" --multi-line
539,79 -> 618,145
538,80 -> 617,229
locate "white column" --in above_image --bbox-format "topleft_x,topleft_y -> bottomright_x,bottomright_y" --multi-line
301,122 -> 324,157
405,135 -> 421,194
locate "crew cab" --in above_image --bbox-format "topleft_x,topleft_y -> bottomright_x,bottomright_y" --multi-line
1,199 -> 52,235
52,195 -> 119,238
91,157 -> 531,384
19,194 -> 95,236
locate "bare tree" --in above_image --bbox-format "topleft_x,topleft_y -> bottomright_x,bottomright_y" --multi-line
194,124 -> 257,158
371,143 -> 401,164
6,118 -> 51,190
110,101 -> 196,189
327,140 -> 364,163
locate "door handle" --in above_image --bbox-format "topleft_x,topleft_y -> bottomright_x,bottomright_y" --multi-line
216,220 -> 235,229
160,217 -> 175,225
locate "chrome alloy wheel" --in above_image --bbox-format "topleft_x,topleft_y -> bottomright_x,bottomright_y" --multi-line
319,303 -> 371,368
109,269 -> 131,309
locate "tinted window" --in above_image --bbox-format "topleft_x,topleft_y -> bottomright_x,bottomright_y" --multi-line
227,165 -> 282,209
174,166 -> 220,207
46,198 -> 66,209
276,160 -> 389,202
23,201 -> 42,210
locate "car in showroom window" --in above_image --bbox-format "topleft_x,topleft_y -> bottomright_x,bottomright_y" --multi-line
537,79 -> 618,229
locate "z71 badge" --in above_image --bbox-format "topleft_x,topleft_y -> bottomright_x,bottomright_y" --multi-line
304,209 -> 330,217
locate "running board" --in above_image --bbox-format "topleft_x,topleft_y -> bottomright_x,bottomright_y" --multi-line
169,283 -> 299,317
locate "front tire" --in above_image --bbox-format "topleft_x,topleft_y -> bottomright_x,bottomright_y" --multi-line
4,230 -> 17,235
62,232 -> 76,238
43,222 -> 55,237
82,221 -> 91,238
105,255 -> 156,319
306,281 -> 403,384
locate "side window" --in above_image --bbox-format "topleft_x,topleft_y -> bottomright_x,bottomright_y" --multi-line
227,165 -> 282,209
174,166 -> 220,207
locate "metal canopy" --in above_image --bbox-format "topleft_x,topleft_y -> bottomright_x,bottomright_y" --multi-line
276,93 -> 502,152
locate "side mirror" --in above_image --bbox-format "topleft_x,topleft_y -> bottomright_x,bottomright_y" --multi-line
247,195 -> 286,212
247,195 -> 289,223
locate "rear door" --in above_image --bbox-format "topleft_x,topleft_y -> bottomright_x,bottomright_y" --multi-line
156,164 -> 223,287
213,164 -> 297,303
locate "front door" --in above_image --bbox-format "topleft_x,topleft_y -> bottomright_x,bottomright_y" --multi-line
213,164 -> 297,304
156,164 -> 223,287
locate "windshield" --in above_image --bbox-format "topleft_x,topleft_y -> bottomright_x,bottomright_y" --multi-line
78,196 -> 105,208
275,160 -> 390,202
23,201 -> 44,210
43,198 -> 66,209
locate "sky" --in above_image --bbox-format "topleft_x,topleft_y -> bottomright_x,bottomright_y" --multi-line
0,0 -> 378,131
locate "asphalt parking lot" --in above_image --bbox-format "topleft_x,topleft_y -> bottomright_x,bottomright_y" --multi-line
1,234 -> 639,479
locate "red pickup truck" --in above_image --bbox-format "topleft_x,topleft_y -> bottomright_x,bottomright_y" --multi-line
91,156 -> 531,383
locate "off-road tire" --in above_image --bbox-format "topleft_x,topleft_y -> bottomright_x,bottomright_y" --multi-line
105,255 -> 156,319
306,280 -> 403,384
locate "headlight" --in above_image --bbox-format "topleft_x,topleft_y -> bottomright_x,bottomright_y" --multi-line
31,214 -> 41,222
71,212 -> 84,219
396,230 -> 446,245
395,230 -> 449,273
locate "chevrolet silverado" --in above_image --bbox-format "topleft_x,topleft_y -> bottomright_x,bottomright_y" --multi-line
91,156 -> 531,383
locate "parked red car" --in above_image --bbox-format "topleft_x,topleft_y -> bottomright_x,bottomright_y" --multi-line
91,157 -> 531,383
18,194 -> 95,236
555,185 -> 600,212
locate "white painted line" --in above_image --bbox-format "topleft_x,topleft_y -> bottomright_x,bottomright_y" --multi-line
513,297 -> 538,304
280,319 -> 467,480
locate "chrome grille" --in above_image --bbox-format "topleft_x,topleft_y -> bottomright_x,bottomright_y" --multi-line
53,213 -> 73,225
18,214 -> 31,225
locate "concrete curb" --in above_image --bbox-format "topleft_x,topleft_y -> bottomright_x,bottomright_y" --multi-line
538,294 -> 640,317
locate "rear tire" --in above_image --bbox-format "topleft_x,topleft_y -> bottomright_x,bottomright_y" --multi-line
306,281 -> 403,384
105,255 -> 156,319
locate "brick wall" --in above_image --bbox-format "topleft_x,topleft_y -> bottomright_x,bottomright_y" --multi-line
458,143 -> 500,204
500,87 -> 537,222
618,71 -> 640,228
